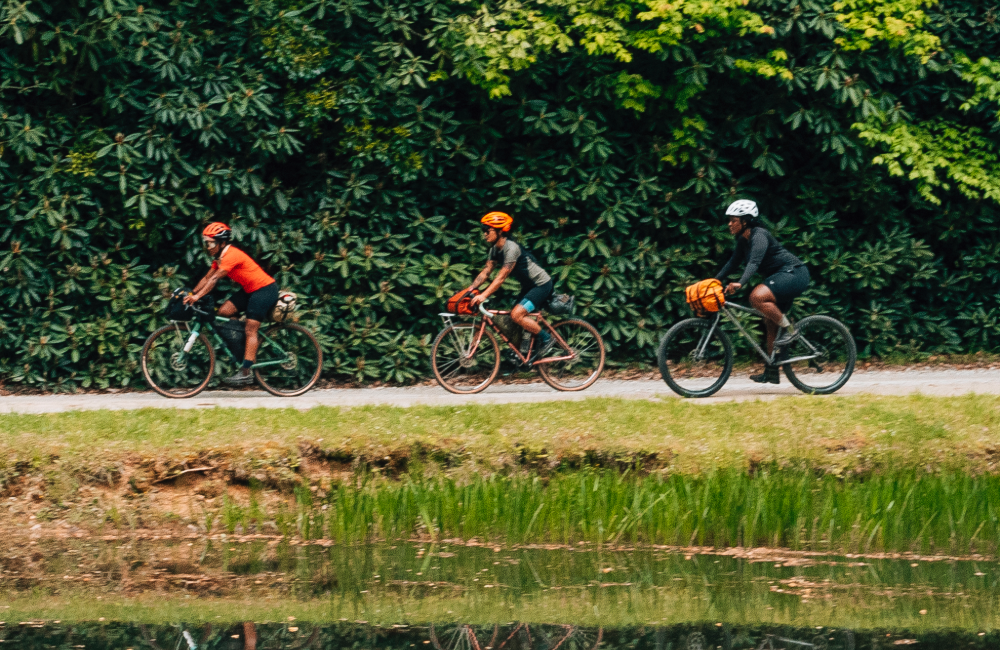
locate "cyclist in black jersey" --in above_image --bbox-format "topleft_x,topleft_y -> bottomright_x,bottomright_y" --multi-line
467,211 -> 555,362
716,200 -> 810,384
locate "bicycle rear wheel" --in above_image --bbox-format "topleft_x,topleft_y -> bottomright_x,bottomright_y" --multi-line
253,323 -> 324,397
779,315 -> 856,394
431,324 -> 501,394
657,318 -> 733,398
141,324 -> 216,398
536,319 -> 605,391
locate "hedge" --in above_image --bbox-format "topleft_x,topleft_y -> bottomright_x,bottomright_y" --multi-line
1,0 -> 1000,390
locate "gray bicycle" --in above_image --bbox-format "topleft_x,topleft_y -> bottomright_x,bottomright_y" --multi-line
657,301 -> 856,398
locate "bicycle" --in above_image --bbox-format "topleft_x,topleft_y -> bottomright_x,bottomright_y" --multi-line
656,299 -> 856,398
430,300 -> 606,394
140,295 -> 323,398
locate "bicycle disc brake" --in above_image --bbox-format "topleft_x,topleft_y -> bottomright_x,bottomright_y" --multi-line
170,352 -> 188,372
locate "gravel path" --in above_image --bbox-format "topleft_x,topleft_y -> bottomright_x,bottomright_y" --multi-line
1,368 -> 997,414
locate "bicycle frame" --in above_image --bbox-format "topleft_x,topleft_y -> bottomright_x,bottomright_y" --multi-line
699,303 -> 826,366
171,316 -> 291,369
438,303 -> 575,366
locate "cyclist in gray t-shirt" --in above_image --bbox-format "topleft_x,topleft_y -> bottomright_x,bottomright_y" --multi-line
466,211 -> 555,362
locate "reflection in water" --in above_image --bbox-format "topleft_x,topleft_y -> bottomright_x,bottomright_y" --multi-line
0,622 -> 994,650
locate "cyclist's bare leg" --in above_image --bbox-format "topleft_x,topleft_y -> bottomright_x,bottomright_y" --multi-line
511,305 -> 541,336
218,301 -> 238,318
244,319 -> 262,364
750,284 -> 782,355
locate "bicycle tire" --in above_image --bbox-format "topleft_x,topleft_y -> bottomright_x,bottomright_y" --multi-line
253,323 -> 324,397
657,318 -> 734,398
780,315 -> 856,395
536,319 -> 606,391
141,324 -> 216,399
431,324 -> 501,394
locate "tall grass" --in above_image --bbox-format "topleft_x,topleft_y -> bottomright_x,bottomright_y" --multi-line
214,470 -> 1000,555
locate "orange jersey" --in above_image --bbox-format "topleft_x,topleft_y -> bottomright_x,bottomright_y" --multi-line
212,245 -> 274,293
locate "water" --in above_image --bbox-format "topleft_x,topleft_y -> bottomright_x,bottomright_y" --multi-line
0,622 -> 996,650
1,540 -> 996,647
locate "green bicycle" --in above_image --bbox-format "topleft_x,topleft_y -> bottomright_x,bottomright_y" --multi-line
141,289 -> 323,398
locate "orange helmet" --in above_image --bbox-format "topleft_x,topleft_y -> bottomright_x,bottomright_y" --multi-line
202,222 -> 232,242
480,211 -> 512,232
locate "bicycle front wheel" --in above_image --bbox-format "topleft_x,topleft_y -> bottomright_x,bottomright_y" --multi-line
141,324 -> 216,398
254,323 -> 324,397
657,318 -> 733,398
779,315 -> 856,395
431,324 -> 501,394
536,319 -> 606,391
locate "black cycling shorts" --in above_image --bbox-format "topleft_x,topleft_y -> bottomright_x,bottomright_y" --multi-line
763,265 -> 809,313
227,282 -> 279,322
515,280 -> 554,313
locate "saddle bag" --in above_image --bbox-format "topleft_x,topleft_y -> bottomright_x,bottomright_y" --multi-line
271,290 -> 298,322
547,293 -> 575,315
685,279 -> 725,317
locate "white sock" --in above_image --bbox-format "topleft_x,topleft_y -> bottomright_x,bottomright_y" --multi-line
778,316 -> 791,328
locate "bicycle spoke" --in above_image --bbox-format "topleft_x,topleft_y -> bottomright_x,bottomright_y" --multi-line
253,324 -> 323,396
141,325 -> 214,398
537,320 -> 605,391
780,316 -> 856,394
432,325 -> 500,394
657,318 -> 732,398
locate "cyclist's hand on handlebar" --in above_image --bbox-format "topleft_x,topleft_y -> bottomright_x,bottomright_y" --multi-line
469,293 -> 486,308
725,282 -> 742,295
182,293 -> 197,306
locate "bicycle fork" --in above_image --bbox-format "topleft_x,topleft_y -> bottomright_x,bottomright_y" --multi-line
182,323 -> 201,353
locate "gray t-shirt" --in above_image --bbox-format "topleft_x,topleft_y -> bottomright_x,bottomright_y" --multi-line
716,227 -> 803,286
489,238 -> 551,289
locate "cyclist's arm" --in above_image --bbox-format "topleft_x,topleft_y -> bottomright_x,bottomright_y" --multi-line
186,266 -> 228,304
476,262 -> 514,301
468,260 -> 495,291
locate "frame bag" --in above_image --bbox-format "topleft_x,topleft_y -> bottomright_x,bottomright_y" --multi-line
216,319 -> 246,362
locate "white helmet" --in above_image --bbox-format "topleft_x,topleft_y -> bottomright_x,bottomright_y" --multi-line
725,200 -> 758,217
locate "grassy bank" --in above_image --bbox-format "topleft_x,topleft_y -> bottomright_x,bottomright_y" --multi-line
3,394 -> 1000,476
2,395 -> 999,552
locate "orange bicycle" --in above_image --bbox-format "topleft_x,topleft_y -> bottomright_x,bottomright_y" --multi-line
430,300 -> 605,394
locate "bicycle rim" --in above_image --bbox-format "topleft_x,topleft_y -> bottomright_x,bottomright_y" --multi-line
657,318 -> 733,398
536,319 -> 605,391
254,323 -> 324,397
780,315 -> 856,394
141,324 -> 215,398
431,325 -> 500,394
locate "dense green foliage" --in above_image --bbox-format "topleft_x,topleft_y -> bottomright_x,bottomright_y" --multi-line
2,0 -> 1000,389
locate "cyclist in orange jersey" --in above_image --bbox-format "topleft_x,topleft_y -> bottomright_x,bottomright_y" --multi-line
184,222 -> 279,386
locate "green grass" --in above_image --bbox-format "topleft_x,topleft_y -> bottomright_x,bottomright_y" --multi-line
2,394 -> 999,475
206,470 -> 1000,554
